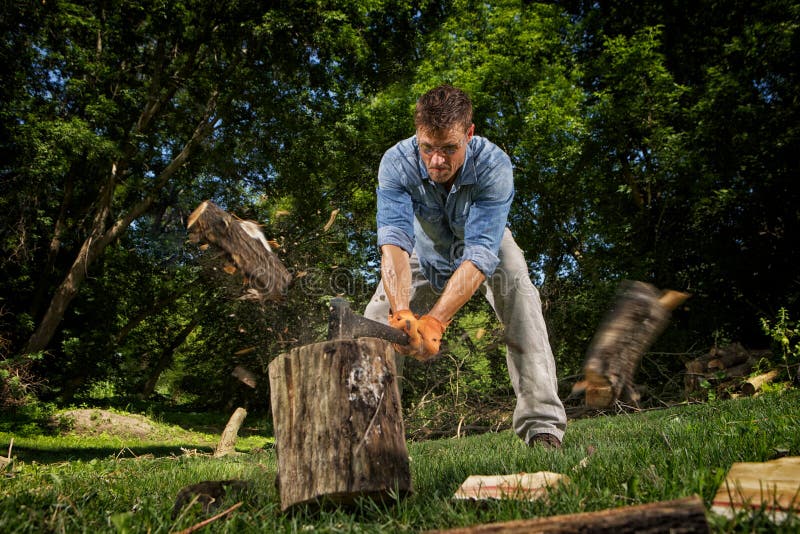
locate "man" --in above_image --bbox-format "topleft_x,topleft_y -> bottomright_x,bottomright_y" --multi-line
363,84 -> 567,448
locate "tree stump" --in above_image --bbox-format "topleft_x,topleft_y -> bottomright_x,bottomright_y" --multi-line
268,337 -> 411,511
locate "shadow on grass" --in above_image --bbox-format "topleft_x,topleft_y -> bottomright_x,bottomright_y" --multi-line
12,443 -> 216,464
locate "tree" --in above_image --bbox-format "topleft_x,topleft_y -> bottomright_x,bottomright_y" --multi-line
0,0 -> 447,401
559,0 -> 800,345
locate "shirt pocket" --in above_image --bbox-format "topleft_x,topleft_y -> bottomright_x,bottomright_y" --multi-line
413,202 -> 443,224
452,203 -> 470,226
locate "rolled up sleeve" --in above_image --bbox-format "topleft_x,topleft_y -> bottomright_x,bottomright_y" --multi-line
459,244 -> 500,276
376,154 -> 415,255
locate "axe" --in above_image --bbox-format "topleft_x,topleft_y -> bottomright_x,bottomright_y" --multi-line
327,297 -> 410,345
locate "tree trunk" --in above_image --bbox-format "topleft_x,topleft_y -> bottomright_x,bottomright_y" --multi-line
22,92 -> 219,357
22,170 -> 117,356
429,495 -> 709,533
29,174 -> 75,319
140,317 -> 200,398
268,337 -> 411,511
214,407 -> 248,458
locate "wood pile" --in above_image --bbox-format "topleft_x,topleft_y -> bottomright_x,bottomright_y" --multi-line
684,343 -> 774,400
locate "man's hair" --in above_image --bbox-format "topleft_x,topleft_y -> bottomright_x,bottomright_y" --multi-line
414,84 -> 473,134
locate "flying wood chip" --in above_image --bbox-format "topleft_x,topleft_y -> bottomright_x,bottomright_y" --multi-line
187,200 -> 291,302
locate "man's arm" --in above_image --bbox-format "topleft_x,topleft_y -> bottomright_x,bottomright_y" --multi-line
380,244 -> 412,313
410,260 -> 485,360
428,260 -> 485,324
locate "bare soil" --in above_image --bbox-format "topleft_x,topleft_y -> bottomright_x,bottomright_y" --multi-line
58,409 -> 157,440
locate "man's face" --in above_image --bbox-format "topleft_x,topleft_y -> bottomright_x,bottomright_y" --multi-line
417,124 -> 475,185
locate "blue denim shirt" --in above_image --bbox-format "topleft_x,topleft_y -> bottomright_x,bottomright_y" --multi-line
376,135 -> 514,291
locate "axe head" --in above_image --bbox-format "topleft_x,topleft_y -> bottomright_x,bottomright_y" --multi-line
327,297 -> 409,346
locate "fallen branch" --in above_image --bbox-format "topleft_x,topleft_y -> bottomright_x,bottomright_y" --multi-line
214,407 -> 247,458
1,438 -> 13,471
173,501 -> 242,534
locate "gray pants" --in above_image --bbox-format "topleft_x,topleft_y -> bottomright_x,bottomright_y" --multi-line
364,229 -> 567,444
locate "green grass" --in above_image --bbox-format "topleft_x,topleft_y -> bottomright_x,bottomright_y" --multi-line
2,391 -> 800,533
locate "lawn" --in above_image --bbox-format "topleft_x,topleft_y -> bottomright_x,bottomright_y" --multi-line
1,390 -> 799,533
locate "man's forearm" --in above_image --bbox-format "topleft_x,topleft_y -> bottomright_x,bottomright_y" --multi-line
428,260 -> 485,324
380,244 -> 412,312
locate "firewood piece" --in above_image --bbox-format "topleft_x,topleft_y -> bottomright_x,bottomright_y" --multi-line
231,365 -> 257,388
581,281 -> 689,408
740,369 -> 781,396
428,495 -> 708,533
684,355 -> 715,398
187,200 -> 291,302
453,472 -> 569,501
721,357 -> 758,378
268,338 -> 412,511
214,407 -> 247,458
711,456 -> 800,522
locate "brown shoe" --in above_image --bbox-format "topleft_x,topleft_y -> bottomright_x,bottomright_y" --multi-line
528,433 -> 562,449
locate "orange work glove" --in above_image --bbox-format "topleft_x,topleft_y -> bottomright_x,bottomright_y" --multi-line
413,315 -> 448,361
388,309 -> 421,355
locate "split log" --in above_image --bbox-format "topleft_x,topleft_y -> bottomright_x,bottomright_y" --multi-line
429,495 -> 709,533
214,407 -> 247,458
578,281 -> 689,408
187,200 -> 291,302
711,456 -> 800,522
268,337 -> 411,511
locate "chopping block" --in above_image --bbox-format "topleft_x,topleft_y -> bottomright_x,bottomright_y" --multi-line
268,298 -> 412,511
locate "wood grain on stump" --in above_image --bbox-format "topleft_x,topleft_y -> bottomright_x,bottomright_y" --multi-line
268,337 -> 411,511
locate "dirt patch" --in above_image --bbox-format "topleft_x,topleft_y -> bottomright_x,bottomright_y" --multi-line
58,409 -> 157,440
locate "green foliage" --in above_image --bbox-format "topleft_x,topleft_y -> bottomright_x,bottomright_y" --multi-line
761,308 -> 800,377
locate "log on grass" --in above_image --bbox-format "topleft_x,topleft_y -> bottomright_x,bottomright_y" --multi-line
740,369 -> 781,396
214,407 -> 247,458
580,281 -> 690,408
430,495 -> 709,534
268,337 -> 411,511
